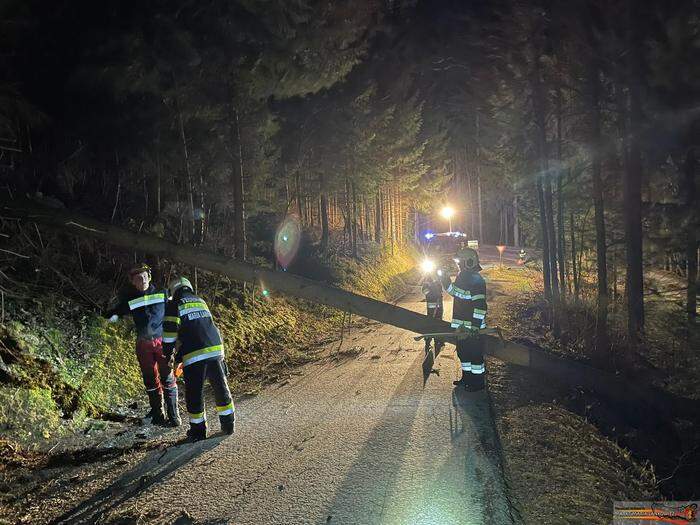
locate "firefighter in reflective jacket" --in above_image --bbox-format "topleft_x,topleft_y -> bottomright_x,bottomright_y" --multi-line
444,248 -> 488,391
105,264 -> 180,426
421,271 -> 445,352
163,277 -> 234,441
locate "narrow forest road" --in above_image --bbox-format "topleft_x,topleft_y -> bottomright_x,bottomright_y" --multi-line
50,250 -> 520,525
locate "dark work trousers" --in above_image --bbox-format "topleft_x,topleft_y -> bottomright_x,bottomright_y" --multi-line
135,337 -> 176,394
456,335 -> 484,372
183,357 -> 234,426
425,305 -> 444,349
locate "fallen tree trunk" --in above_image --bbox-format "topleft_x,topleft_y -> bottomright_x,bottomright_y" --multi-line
4,198 -> 700,422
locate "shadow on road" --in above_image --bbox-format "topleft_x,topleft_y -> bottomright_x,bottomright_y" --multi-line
323,351 -> 426,522
51,434 -> 229,525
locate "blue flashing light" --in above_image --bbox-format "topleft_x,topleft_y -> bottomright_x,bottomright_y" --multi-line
424,232 -> 435,240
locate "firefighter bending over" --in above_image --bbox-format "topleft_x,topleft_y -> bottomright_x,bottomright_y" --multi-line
105,264 -> 180,426
421,271 -> 445,353
163,277 -> 234,442
443,248 -> 488,391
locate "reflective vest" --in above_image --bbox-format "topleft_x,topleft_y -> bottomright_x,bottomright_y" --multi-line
446,270 -> 488,330
106,284 -> 166,339
162,291 -> 224,366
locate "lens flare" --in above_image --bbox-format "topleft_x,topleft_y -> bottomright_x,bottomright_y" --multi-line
420,259 -> 435,273
274,216 -> 301,270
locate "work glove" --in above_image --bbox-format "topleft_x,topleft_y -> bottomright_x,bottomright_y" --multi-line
108,314 -> 119,323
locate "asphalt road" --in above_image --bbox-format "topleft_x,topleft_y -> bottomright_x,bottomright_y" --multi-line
56,247 -> 521,525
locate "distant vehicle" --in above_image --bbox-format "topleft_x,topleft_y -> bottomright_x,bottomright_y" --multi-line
422,232 -> 469,275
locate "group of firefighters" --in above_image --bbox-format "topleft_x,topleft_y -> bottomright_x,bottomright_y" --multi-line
105,265 -> 234,442
105,246 -> 488,443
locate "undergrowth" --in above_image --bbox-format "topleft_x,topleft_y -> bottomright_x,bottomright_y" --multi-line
0,242 -> 415,447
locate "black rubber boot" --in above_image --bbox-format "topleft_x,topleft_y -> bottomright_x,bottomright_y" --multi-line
464,373 -> 485,392
163,386 -> 181,427
452,373 -> 473,388
187,422 -> 207,442
219,414 -> 235,435
146,390 -> 167,425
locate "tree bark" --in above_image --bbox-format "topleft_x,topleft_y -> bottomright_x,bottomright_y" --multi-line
624,10 -> 645,341
513,196 -> 520,247
351,181 -> 358,259
684,146 -> 697,321
570,211 -> 579,300
232,109 -> 246,260
320,187 -> 329,253
375,191 -> 382,244
589,45 -> 609,356
556,90 -> 567,299
537,177 -> 552,301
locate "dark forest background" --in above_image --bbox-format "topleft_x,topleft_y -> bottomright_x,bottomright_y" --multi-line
1,0 -> 698,346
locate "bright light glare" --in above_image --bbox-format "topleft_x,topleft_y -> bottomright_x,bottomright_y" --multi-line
424,232 -> 434,240
420,259 -> 436,273
441,206 -> 455,220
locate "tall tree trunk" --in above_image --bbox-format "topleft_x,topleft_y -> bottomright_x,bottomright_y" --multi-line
684,146 -> 697,322
389,185 -> 395,255
544,175 -> 560,310
177,103 -> 195,240
589,46 -> 609,356
351,181 -> 358,259
363,197 -> 370,242
624,9 -> 645,341
375,191 -> 382,244
320,179 -> 329,253
296,172 -> 303,223
556,88 -> 567,299
477,174 -> 483,241
570,212 -> 579,300
537,178 -> 553,301
513,196 -> 520,247
530,39 -> 553,303
155,137 -> 162,215
475,114 -> 484,241
232,109 -> 246,260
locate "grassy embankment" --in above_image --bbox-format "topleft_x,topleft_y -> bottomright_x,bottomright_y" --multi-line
0,246 -> 415,446
484,264 -> 699,524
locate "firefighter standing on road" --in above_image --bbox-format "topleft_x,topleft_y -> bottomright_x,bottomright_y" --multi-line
104,264 -> 181,426
442,248 -> 488,391
163,277 -> 234,442
421,271 -> 445,353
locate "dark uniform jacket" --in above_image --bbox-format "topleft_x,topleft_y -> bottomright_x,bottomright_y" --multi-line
105,284 -> 166,339
446,270 -> 488,330
421,278 -> 444,309
162,290 -> 223,367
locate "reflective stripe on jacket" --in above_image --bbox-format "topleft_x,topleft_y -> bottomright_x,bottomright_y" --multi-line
446,270 -> 488,330
106,284 -> 166,339
163,291 -> 224,366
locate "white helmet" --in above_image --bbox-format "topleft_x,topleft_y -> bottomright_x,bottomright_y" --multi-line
168,276 -> 193,298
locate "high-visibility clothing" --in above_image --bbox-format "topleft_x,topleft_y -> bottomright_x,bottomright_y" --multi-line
446,270 -> 488,331
162,291 -> 224,367
105,284 -> 166,339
